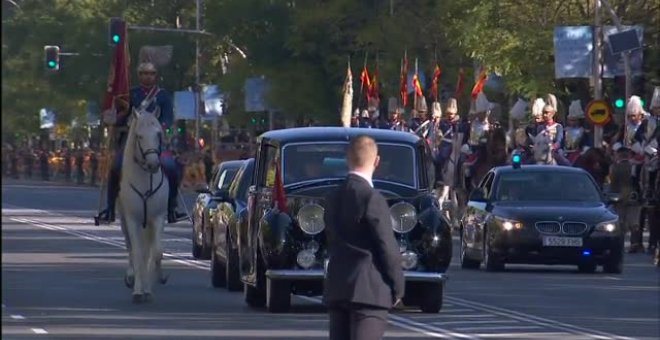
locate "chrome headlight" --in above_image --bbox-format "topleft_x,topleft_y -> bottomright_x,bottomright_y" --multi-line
297,203 -> 325,235
390,202 -> 417,234
494,216 -> 523,231
595,219 -> 618,232
401,251 -> 418,270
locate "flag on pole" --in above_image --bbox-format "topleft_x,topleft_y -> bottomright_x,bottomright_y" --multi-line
454,68 -> 465,99
360,66 -> 371,101
340,61 -> 353,128
368,64 -> 379,100
431,64 -> 441,101
400,51 -> 408,108
471,68 -> 488,99
413,74 -> 423,97
102,19 -> 130,114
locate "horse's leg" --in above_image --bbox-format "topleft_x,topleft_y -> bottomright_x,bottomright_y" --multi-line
125,219 -> 146,303
142,223 -> 156,301
154,216 -> 168,285
120,214 -> 135,289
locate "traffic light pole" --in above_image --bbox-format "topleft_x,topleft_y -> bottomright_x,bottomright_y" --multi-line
195,0 -> 202,152
593,0 -> 604,148
600,0 -> 633,106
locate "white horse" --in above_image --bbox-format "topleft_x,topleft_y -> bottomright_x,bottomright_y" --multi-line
532,132 -> 557,165
118,107 -> 169,303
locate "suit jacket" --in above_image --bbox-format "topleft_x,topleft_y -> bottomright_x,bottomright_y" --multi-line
322,174 -> 405,310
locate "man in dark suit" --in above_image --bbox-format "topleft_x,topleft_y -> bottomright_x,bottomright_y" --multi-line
323,135 -> 405,340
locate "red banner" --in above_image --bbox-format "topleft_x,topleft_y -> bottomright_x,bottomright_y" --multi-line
360,66 -> 371,98
400,54 -> 408,108
471,69 -> 488,99
431,65 -> 441,101
102,19 -> 130,113
368,65 -> 379,100
413,74 -> 423,97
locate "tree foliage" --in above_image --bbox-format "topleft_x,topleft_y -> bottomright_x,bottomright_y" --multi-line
2,0 -> 659,139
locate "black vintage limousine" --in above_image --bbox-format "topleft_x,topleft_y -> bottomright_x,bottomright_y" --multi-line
239,127 -> 452,313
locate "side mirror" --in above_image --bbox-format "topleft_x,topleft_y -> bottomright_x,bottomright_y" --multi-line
195,184 -> 211,194
469,188 -> 487,202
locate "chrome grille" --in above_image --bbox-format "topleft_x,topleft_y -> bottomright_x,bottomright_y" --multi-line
561,222 -> 588,235
535,221 -> 561,234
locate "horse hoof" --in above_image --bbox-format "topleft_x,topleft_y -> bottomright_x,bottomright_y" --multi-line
159,273 -> 169,285
132,293 -> 144,304
124,275 -> 135,289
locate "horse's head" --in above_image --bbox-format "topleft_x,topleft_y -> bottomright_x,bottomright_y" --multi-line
532,132 -> 553,164
130,107 -> 163,173
487,125 -> 508,165
575,147 -> 611,188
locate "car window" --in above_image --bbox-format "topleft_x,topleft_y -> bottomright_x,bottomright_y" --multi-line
281,142 -> 417,188
237,160 -> 254,200
263,146 -> 278,188
494,172 -> 601,202
482,173 -> 495,197
217,167 -> 239,190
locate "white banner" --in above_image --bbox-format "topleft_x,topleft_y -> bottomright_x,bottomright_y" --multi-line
173,91 -> 196,120
553,26 -> 593,79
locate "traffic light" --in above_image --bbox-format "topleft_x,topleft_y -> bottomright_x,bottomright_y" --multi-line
165,127 -> 172,136
614,98 -> 625,109
108,17 -> 125,46
44,46 -> 60,71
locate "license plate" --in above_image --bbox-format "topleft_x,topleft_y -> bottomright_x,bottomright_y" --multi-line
542,236 -> 583,247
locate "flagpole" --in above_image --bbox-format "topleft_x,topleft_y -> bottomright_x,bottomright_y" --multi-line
414,57 -> 418,113
357,51 -> 368,111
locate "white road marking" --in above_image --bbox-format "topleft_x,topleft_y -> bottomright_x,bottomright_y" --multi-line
4,208 -> 640,340
10,315 -> 25,320
31,328 -> 48,334
456,325 -> 542,332
437,320 -> 519,325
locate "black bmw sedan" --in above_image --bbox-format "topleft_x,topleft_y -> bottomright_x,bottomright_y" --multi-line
460,164 -> 624,274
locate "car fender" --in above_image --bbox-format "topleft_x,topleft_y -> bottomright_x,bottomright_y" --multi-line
258,209 -> 295,269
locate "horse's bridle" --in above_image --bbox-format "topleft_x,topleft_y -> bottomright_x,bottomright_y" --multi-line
133,133 -> 162,172
130,129 -> 165,228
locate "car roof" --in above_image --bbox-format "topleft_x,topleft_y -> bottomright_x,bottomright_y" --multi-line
258,127 -> 422,145
492,164 -> 590,176
219,160 -> 245,169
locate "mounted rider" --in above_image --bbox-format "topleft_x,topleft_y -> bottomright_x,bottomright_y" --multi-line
562,100 -> 591,164
386,97 -> 409,131
408,97 -> 428,132
536,94 -> 566,164
461,92 -> 492,183
618,95 -> 647,194
435,98 -> 462,170
526,98 -> 546,138
509,98 -> 533,163
98,62 -> 188,224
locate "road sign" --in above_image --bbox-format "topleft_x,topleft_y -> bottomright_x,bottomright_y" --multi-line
585,100 -> 613,126
607,29 -> 642,55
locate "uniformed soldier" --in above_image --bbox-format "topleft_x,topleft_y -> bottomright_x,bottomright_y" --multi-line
643,87 -> 660,202
350,109 -> 361,127
526,98 -> 546,138
436,98 -> 461,171
409,98 -> 428,132
563,100 -> 591,164
98,62 -> 188,224
610,143 -> 644,253
618,96 -> 647,217
389,107 -> 409,131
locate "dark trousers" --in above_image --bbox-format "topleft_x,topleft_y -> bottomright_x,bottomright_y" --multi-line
328,303 -> 388,340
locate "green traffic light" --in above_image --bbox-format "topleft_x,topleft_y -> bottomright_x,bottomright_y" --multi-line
614,98 -> 624,109
251,118 -> 256,124
47,61 -> 57,68
641,99 -> 645,108
112,34 -> 120,44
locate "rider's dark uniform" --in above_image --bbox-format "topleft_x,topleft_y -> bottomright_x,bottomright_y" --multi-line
100,85 -> 187,223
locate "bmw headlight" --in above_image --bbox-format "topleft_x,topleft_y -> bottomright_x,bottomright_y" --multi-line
595,219 -> 618,232
390,202 -> 417,234
297,203 -> 325,235
494,216 -> 523,231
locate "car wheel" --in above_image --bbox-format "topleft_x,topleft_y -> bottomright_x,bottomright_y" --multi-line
602,252 -> 624,274
460,229 -> 481,269
244,251 -> 266,308
483,237 -> 505,272
211,245 -> 227,288
419,283 -> 443,313
577,262 -> 597,273
266,278 -> 291,313
200,218 -> 212,260
226,233 -> 242,291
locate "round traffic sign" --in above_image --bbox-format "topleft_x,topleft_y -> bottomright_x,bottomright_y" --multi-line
585,100 -> 613,126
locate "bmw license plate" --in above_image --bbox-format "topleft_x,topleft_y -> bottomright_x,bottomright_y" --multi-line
542,236 -> 583,247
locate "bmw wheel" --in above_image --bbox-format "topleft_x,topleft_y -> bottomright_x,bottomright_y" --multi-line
226,232 -> 242,291
460,229 -> 481,269
483,236 -> 505,271
211,244 -> 227,288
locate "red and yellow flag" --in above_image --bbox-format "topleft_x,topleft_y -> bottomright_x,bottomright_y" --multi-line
454,68 -> 465,99
102,19 -> 130,113
431,64 -> 442,101
471,68 -> 488,99
368,65 -> 379,100
413,74 -> 423,97
360,66 -> 371,96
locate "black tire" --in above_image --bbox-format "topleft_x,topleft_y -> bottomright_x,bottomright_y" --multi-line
419,284 -> 443,313
266,278 -> 291,313
200,217 -> 212,260
211,245 -> 227,288
578,262 -> 597,273
226,233 -> 242,291
602,252 -> 624,274
244,251 -> 266,308
483,237 -> 505,271
460,229 -> 481,269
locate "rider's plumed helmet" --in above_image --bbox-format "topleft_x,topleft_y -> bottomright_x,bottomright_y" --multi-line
445,97 -> 458,114
531,98 -> 546,118
650,87 -> 660,110
567,100 -> 585,119
509,98 -> 528,121
137,62 -> 157,73
626,95 -> 646,116
432,101 -> 442,118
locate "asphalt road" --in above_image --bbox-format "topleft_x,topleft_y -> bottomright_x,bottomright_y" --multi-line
2,179 -> 659,339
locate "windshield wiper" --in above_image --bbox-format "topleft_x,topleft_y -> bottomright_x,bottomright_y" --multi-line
285,178 -> 345,191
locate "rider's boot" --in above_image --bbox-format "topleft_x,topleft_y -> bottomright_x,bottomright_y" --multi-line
98,169 -> 120,223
